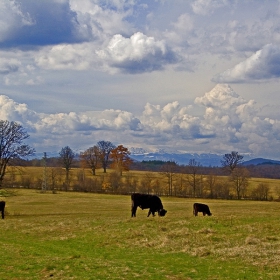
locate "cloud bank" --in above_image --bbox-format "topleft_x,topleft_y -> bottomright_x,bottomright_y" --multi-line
1,84 -> 279,159
1,0 -> 280,79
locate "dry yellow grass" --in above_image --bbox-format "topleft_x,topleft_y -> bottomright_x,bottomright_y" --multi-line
4,165 -> 280,199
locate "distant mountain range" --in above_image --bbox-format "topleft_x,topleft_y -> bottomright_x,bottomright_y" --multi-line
128,149 -> 280,167
34,149 -> 280,167
129,151 -> 223,166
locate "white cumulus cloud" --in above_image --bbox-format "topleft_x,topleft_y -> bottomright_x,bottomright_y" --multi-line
212,44 -> 280,83
96,32 -> 178,73
0,95 -> 39,127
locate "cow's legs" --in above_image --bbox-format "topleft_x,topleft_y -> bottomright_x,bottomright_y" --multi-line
203,212 -> 206,216
1,209 -> 4,219
148,209 -> 156,217
131,205 -> 137,217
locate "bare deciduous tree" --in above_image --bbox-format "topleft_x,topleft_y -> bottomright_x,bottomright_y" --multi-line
123,173 -> 138,193
186,159 -> 202,197
215,181 -> 230,199
153,179 -> 162,196
205,173 -> 218,198
108,171 -> 122,193
49,167 -> 63,193
80,146 -> 100,175
97,140 -> 115,173
221,151 -> 244,174
160,161 -> 178,196
173,173 -> 186,197
59,146 -> 75,191
0,120 -> 35,188
229,167 -> 250,199
251,183 -> 270,201
139,172 -> 154,194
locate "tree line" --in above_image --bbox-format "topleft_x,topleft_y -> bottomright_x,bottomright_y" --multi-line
0,120 -> 279,201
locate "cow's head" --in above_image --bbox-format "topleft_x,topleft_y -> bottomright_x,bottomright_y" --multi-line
159,209 -> 167,217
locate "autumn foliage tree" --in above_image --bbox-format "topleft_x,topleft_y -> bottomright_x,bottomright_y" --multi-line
110,145 -> 133,176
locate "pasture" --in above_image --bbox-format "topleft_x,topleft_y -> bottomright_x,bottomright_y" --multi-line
1,189 -> 280,279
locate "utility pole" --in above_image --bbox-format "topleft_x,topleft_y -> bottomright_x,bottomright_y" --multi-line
42,152 -> 47,192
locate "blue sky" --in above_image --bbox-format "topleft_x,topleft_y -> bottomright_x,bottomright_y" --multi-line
1,0 -> 280,159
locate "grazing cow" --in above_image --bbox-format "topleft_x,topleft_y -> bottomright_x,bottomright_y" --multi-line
0,201 -> 5,219
193,203 -> 212,216
131,193 -> 167,217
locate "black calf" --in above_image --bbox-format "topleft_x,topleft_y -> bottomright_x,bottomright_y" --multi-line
193,203 -> 212,216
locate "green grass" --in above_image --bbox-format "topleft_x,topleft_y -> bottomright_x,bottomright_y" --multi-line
1,190 -> 280,279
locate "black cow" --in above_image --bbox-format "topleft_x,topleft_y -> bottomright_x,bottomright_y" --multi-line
0,201 -> 5,219
193,203 -> 212,216
131,193 -> 167,217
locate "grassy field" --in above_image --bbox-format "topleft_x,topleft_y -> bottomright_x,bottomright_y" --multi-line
1,189 -> 280,279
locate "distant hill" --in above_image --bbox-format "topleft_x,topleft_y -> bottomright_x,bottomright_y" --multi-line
130,151 -> 280,167
242,158 -> 280,166
130,152 -> 224,166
